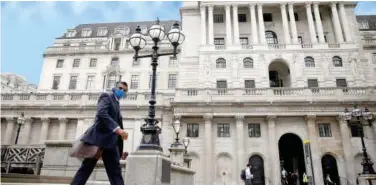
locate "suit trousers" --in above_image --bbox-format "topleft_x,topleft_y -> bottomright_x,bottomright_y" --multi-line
70,146 -> 124,185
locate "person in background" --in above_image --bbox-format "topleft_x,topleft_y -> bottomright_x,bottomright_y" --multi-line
245,163 -> 253,185
70,82 -> 129,185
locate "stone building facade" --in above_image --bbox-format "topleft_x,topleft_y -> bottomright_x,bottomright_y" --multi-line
1,1 -> 376,185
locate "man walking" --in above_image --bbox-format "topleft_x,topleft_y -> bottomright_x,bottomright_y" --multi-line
70,82 -> 129,185
244,164 -> 253,185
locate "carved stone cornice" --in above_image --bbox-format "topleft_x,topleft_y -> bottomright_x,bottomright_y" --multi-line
58,117 -> 68,124
5,117 -> 15,123
41,117 -> 50,124
266,115 -> 276,122
235,114 -> 245,122
203,114 -> 213,122
305,113 -> 316,123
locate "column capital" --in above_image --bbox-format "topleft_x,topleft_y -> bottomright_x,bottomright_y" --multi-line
249,4 -> 256,8
5,117 -> 15,123
225,4 -> 231,9
24,117 -> 33,124
287,3 -> 295,6
207,5 -> 214,10
235,114 -> 245,122
330,2 -> 338,8
58,117 -> 68,124
257,4 -> 263,9
313,2 -> 321,6
336,114 -> 348,124
338,2 -> 345,8
305,114 -> 316,123
200,5 -> 206,10
41,117 -> 50,124
266,115 -> 277,122
280,3 -> 287,6
203,114 -> 213,122
173,115 -> 181,120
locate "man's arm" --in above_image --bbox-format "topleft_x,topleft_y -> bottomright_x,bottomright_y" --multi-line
97,93 -> 119,131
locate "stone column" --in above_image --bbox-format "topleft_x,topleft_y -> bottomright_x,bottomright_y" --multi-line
208,5 -> 214,45
280,3 -> 291,44
337,115 -> 356,185
236,114 -> 245,184
313,3 -> 325,43
39,117 -> 50,144
331,3 -> 344,43
257,4 -> 266,44
249,4 -> 258,44
204,114 -> 213,185
200,5 -> 207,45
338,3 -> 352,42
225,5 -> 233,45
19,117 -> 33,145
232,4 -> 240,45
267,115 -> 280,185
305,3 -> 317,44
288,3 -> 299,44
305,114 -> 324,185
58,117 -> 68,140
4,117 -> 15,144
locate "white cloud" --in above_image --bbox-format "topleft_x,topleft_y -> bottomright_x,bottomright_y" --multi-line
71,1 -> 89,16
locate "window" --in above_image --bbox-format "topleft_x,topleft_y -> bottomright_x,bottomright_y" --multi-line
149,74 -> 158,89
240,37 -> 249,45
169,56 -> 178,67
248,123 -> 261,137
86,75 -> 94,89
52,76 -> 61,90
217,123 -> 230,137
214,38 -> 225,45
168,74 -> 177,89
350,125 -> 363,137
114,38 -> 121,51
305,57 -> 315,67
66,31 -> 76,37
73,59 -> 80,68
373,53 -> 376,62
216,58 -> 226,68
288,13 -> 299,21
133,58 -> 140,66
332,56 -> 343,67
263,13 -> 273,22
245,80 -> 255,88
318,123 -> 332,137
214,14 -> 224,23
308,79 -> 318,88
69,76 -> 78,90
111,57 -> 119,65
130,75 -> 140,89
336,79 -> 347,87
89,58 -> 97,67
187,123 -> 199,137
81,29 -> 92,37
298,36 -> 303,44
238,14 -> 247,22
243,58 -> 254,68
56,59 -> 64,68
115,27 -> 126,34
265,31 -> 278,44
216,80 -> 227,88
97,28 -> 108,36
107,72 -> 117,89
358,21 -> 369,29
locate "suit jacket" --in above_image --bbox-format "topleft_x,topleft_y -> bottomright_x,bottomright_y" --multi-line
81,93 -> 124,155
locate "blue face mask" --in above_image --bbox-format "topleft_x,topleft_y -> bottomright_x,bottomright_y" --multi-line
113,88 -> 125,99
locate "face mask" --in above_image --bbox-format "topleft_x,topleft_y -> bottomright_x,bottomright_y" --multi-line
114,89 -> 125,99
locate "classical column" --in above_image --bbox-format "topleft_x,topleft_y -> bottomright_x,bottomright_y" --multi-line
225,5 -> 233,45
280,3 -> 291,44
313,3 -> 325,43
305,114 -> 324,185
58,117 -> 68,140
200,5 -> 207,45
204,114 -> 213,185
305,3 -> 317,44
337,115 -> 356,185
208,5 -> 214,45
288,3 -> 299,44
331,3 -> 344,43
257,4 -> 266,44
338,3 -> 352,42
267,115 -> 280,185
236,114 -> 245,184
39,117 -> 50,144
19,117 -> 33,145
232,4 -> 240,45
249,4 -> 258,44
4,117 -> 15,144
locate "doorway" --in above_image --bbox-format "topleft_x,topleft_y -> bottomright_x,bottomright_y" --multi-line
268,60 -> 291,88
321,154 -> 340,185
249,155 -> 265,185
279,133 -> 306,185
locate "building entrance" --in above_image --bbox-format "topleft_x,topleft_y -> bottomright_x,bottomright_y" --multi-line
321,154 -> 340,185
279,133 -> 306,185
248,155 -> 265,185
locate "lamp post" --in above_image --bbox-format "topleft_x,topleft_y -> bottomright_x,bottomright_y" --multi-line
130,19 -> 185,151
182,137 -> 190,154
182,137 -> 191,168
172,119 -> 182,145
344,105 -> 375,184
15,112 -> 25,144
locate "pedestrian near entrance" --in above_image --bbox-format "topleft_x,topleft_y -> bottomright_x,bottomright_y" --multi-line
244,164 -> 253,185
70,82 -> 129,185
303,173 -> 308,185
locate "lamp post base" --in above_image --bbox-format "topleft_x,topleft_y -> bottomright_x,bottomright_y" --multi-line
137,123 -> 163,152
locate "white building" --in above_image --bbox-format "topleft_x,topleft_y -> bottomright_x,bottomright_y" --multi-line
1,73 -> 37,93
1,2 -> 376,185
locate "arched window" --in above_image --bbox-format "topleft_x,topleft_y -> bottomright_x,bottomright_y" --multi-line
243,58 -> 254,68
332,56 -> 342,67
305,57 -> 315,67
107,72 -> 117,88
265,31 -> 278,44
216,58 -> 226,68
111,57 -> 119,65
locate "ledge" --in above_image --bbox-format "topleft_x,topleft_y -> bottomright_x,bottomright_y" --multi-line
0,173 -> 72,183
45,140 -> 74,147
171,164 -> 195,174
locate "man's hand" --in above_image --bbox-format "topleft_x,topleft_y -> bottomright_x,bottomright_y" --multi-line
115,128 -> 128,140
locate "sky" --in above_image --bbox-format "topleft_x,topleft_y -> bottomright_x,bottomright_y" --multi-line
1,1 -> 376,85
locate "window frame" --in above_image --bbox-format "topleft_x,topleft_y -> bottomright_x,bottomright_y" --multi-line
332,56 -> 343,67
216,58 -> 226,68
214,14 -> 224,23
243,57 -> 254,68
56,59 -> 64,68
217,123 -> 230,137
186,123 -> 199,138
318,123 -> 332,137
238,14 -> 247,22
168,74 -> 177,89
73,59 -> 80,68
68,75 -> 78,90
52,75 -> 61,90
248,123 -> 261,138
89,58 -> 97,67
86,75 -> 95,90
130,74 -> 140,89
305,56 -> 315,67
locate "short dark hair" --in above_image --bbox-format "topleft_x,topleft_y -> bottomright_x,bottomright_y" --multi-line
117,81 -> 128,87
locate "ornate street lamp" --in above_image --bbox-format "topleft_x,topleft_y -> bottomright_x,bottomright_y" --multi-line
182,137 -> 190,154
344,106 -> 375,178
130,19 -> 184,151
172,119 -> 182,145
15,112 -> 25,144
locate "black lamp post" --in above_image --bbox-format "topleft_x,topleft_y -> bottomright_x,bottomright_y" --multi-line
15,112 -> 25,144
344,106 -> 375,183
129,19 -> 185,151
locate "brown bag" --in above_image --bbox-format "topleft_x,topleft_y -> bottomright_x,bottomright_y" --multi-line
70,140 -> 101,159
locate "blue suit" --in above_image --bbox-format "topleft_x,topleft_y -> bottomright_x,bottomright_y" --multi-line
70,93 -> 124,185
